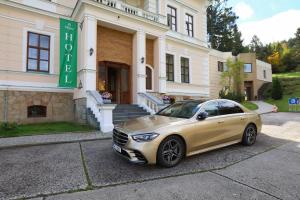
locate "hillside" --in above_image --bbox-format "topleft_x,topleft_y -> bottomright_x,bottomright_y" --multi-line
265,72 -> 300,112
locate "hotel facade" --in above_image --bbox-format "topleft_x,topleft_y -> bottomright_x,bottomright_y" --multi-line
0,0 -> 272,132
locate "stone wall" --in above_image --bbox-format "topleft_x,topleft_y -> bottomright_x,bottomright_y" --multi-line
0,90 -> 74,124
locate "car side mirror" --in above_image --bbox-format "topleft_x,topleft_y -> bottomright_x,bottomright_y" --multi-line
197,112 -> 208,120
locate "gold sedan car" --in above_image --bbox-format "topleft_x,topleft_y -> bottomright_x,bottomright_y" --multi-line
113,99 -> 261,167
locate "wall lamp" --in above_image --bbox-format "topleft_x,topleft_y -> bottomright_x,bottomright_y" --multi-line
141,57 -> 145,64
89,48 -> 94,56
78,80 -> 83,89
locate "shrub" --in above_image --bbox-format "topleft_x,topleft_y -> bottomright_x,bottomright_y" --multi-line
219,88 -> 245,102
0,122 -> 18,131
271,78 -> 283,100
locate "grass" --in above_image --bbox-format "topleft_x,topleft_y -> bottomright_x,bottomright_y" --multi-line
272,71 -> 300,78
264,72 -> 300,112
265,90 -> 300,112
241,101 -> 258,110
0,122 -> 95,138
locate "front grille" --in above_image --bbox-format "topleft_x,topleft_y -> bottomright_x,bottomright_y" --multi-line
113,129 -> 128,147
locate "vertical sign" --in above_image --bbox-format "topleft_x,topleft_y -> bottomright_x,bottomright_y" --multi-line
59,18 -> 78,88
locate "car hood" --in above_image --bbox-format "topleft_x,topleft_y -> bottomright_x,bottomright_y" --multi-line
115,115 -> 187,135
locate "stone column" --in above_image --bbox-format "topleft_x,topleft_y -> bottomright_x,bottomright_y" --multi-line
156,36 -> 166,93
74,15 -> 97,99
132,29 -> 146,104
74,15 -> 97,124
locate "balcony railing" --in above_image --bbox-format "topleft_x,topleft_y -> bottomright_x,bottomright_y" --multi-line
94,0 -> 166,24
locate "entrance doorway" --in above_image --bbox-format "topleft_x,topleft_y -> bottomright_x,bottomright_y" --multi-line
244,81 -> 253,101
97,61 -> 131,104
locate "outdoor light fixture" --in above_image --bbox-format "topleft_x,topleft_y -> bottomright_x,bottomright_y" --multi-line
141,57 -> 145,64
79,19 -> 84,30
89,48 -> 94,56
78,80 -> 83,89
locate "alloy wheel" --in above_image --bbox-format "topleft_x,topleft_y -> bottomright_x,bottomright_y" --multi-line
162,139 -> 181,164
246,126 -> 256,144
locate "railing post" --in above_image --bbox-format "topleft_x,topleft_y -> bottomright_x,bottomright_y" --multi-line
99,104 -> 116,133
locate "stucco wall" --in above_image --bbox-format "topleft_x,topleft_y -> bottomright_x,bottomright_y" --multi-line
0,4 -> 60,87
256,60 -> 272,82
208,50 -> 233,99
165,39 -> 210,97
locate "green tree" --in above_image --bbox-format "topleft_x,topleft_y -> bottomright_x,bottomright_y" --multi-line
207,0 -> 244,55
219,59 -> 245,102
271,78 -> 283,100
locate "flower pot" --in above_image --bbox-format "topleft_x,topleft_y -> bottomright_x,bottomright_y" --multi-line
103,99 -> 111,104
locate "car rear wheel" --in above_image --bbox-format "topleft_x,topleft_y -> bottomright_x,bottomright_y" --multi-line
157,135 -> 185,168
242,124 -> 257,146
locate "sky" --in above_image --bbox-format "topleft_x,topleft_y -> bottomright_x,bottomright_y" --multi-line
227,0 -> 300,45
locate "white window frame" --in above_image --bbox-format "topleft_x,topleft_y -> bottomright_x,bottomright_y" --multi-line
22,27 -> 55,74
179,55 -> 192,84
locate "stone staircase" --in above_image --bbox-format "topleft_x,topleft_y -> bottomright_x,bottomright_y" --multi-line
113,104 -> 151,124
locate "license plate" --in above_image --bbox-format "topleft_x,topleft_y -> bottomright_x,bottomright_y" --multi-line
113,144 -> 122,153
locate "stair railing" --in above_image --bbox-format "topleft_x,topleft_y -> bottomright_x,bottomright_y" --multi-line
86,91 -> 116,133
137,92 -> 166,114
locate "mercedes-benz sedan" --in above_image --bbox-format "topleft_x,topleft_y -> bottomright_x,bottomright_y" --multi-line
112,99 -> 261,167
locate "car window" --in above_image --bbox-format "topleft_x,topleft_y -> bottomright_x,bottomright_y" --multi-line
219,101 -> 244,115
156,101 -> 201,119
202,101 -> 219,117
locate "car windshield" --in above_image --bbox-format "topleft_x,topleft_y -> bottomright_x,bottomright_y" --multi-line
156,101 -> 202,119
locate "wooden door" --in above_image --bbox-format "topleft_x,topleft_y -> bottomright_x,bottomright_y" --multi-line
97,61 -> 131,104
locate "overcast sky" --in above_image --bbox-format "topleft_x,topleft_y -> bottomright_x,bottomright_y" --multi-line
227,0 -> 300,45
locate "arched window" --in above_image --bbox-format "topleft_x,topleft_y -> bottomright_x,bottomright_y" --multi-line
146,65 -> 153,91
27,105 -> 47,118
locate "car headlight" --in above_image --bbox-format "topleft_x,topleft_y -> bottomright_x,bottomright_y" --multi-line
132,133 -> 159,142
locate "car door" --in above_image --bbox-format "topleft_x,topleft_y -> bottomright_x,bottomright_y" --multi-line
186,101 -> 226,153
217,100 -> 246,144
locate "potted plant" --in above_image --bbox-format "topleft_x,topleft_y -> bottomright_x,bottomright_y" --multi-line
162,95 -> 171,104
101,92 -> 112,104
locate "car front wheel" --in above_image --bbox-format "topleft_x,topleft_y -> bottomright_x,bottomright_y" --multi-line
242,124 -> 257,146
157,135 -> 185,168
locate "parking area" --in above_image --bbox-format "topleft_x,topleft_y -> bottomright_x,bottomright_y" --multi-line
0,112 -> 299,200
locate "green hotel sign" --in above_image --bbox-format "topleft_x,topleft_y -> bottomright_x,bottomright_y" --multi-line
59,18 -> 78,88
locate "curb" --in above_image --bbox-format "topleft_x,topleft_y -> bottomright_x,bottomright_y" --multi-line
0,134 -> 112,150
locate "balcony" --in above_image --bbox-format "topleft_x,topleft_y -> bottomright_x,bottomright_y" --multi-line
93,0 -> 166,24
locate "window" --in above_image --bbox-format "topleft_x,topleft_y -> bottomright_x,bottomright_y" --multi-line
167,6 -> 177,31
157,101 -> 202,119
27,32 -> 50,72
166,54 -> 174,81
218,61 -> 228,72
244,63 -> 252,73
218,101 -> 244,115
218,61 -> 224,72
181,57 -> 190,83
146,66 -> 153,90
263,70 -> 266,79
27,105 -> 47,118
185,14 -> 194,37
202,101 -> 219,117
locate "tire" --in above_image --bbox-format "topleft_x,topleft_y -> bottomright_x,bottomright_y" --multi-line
242,124 -> 257,146
157,135 -> 185,168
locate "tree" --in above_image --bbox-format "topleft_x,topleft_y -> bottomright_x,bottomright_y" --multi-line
207,0 -> 244,55
219,59 -> 245,102
271,78 -> 283,100
249,35 -> 263,54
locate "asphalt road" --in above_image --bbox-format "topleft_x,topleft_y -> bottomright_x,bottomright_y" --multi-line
0,113 -> 299,200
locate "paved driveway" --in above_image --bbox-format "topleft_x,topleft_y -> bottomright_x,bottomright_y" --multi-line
0,113 -> 299,200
